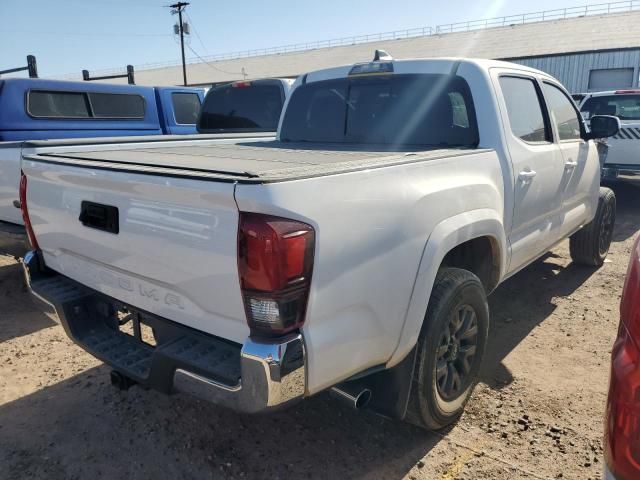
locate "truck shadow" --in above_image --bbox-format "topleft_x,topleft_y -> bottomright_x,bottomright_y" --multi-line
0,258 -> 56,344
0,365 -> 437,480
607,180 -> 640,243
480,254 -> 596,388
480,179 -> 640,389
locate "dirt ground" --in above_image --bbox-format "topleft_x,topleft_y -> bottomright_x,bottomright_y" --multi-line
1,181 -> 639,480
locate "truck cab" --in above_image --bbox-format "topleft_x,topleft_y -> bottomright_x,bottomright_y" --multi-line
154,86 -> 205,135
579,89 -> 640,181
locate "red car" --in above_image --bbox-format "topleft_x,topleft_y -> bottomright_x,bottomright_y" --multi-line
605,234 -> 640,479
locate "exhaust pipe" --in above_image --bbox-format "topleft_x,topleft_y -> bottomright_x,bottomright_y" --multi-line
331,384 -> 372,410
110,370 -> 136,391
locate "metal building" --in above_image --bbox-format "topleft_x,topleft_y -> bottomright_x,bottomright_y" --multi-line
509,48 -> 640,93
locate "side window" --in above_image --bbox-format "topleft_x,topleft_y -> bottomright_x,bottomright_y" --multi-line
542,83 -> 582,141
88,93 -> 145,118
28,90 -> 145,119
449,92 -> 470,128
28,91 -> 90,118
499,76 -> 550,143
172,93 -> 201,124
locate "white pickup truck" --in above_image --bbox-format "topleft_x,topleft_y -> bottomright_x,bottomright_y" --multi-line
22,56 -> 620,430
579,89 -> 640,181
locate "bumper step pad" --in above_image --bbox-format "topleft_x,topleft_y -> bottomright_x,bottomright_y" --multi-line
31,273 -> 241,389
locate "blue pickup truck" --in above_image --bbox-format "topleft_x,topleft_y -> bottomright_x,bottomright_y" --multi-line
0,78 -> 206,255
0,78 -> 205,140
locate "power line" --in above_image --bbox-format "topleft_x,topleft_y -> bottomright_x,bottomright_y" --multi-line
184,11 -> 209,55
1,29 -> 173,37
182,13 -> 248,79
185,44 -> 245,77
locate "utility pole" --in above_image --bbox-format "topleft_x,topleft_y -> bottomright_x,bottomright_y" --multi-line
170,2 -> 190,86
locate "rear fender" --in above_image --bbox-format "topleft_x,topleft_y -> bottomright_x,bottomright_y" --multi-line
387,208 -> 507,367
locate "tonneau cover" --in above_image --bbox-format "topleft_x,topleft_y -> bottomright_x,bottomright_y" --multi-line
25,140 -> 490,183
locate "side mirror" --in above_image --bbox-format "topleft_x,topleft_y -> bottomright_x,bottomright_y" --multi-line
585,115 -> 620,140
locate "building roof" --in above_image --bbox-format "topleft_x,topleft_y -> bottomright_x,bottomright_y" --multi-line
72,10 -> 640,86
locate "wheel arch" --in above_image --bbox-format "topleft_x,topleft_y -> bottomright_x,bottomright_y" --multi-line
387,208 -> 507,368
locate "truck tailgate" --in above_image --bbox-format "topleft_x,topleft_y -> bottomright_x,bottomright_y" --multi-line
22,158 -> 248,344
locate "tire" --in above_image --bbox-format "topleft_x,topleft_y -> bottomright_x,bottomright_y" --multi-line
569,187 -> 616,267
405,268 -> 489,430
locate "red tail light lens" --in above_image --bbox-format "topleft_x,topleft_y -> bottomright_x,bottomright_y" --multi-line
19,171 -> 39,250
605,236 -> 640,480
238,212 -> 315,336
232,81 -> 252,88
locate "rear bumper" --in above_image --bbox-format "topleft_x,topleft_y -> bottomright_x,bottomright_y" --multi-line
0,221 -> 26,257
602,163 -> 640,181
22,250 -> 306,414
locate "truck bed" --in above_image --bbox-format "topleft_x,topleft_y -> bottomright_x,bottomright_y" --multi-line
24,139 -> 489,183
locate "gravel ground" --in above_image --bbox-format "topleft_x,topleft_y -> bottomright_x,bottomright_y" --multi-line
1,181 -> 639,480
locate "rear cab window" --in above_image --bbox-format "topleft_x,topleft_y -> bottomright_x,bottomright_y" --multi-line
171,92 -> 201,125
499,76 -> 550,143
27,90 -> 145,119
280,73 -> 478,147
581,94 -> 640,121
198,81 -> 284,132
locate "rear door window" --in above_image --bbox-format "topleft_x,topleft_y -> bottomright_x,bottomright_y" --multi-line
198,83 -> 283,132
280,74 -> 478,146
499,76 -> 550,143
28,91 -> 90,118
542,83 -> 582,141
172,92 -> 201,124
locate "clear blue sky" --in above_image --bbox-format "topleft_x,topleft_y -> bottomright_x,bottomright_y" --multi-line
0,0 -> 594,77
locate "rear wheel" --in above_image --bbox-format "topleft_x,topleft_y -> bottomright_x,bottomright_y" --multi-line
569,187 -> 616,267
405,268 -> 489,430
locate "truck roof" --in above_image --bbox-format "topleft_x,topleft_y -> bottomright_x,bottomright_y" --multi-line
0,77 -> 154,95
299,57 -> 552,84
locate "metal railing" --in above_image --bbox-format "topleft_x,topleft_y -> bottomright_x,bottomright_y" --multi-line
60,0 -> 640,78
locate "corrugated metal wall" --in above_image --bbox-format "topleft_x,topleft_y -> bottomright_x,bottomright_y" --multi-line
509,49 -> 640,93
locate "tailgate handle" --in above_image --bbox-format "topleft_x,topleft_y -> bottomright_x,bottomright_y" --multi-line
79,201 -> 119,234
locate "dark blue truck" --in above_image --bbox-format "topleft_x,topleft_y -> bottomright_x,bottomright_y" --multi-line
0,78 -> 205,255
0,78 -> 205,140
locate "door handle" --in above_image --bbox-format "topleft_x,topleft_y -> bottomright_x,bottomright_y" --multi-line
518,170 -> 537,181
564,160 -> 578,168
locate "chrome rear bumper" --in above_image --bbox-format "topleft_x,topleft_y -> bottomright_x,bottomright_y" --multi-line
173,333 -> 306,413
22,250 -> 306,413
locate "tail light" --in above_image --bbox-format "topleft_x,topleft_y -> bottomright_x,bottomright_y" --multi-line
238,212 -> 315,336
232,81 -> 252,88
605,235 -> 640,480
19,171 -> 40,250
